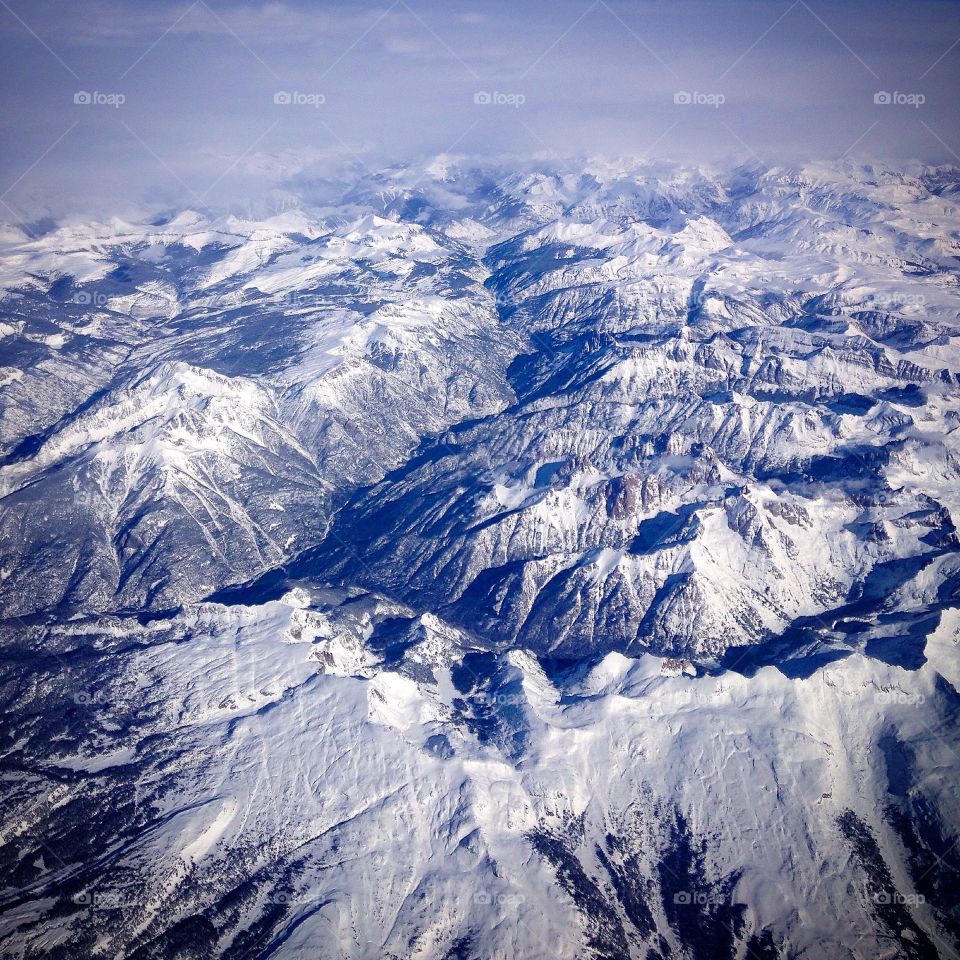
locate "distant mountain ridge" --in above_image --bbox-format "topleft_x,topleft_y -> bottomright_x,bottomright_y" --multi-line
3,158 -> 957,662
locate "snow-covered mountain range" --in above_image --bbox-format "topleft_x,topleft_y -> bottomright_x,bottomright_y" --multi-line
1,158 -> 959,959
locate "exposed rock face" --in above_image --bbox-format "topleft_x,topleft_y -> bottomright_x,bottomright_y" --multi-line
261,160 -> 960,661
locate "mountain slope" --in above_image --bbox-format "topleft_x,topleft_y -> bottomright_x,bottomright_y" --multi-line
1,158 -> 959,960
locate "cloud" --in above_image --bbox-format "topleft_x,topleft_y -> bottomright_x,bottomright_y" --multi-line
0,0 -> 957,216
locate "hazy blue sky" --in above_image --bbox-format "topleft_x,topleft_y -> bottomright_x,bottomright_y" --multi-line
1,0 -> 958,215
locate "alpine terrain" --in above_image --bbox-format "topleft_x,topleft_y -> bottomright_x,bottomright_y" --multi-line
1,158 -> 959,959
